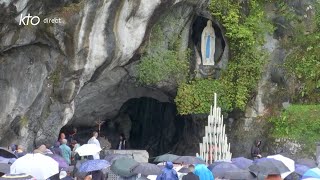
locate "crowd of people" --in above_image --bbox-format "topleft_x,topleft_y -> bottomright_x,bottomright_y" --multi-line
9,128 -> 128,167
156,162 -> 213,180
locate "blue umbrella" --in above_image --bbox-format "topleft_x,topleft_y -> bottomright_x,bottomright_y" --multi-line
79,160 -> 110,172
207,160 -> 231,171
232,157 -> 253,170
302,167 -> 320,179
295,164 -> 310,176
253,157 -> 267,164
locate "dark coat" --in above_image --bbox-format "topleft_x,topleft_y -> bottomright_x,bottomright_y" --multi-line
251,140 -> 261,159
92,170 -> 105,180
51,141 -> 62,156
182,172 -> 200,180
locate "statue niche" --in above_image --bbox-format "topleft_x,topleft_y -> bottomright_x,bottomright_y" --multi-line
201,20 -> 216,66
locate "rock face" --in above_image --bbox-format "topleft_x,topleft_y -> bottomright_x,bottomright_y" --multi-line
0,0 -> 208,150
227,0 -> 318,159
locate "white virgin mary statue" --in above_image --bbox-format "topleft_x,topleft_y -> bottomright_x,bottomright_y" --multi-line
201,20 -> 216,66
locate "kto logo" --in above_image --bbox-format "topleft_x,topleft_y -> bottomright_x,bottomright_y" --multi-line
19,14 -> 40,26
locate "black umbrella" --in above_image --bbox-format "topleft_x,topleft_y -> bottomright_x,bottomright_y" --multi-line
178,167 -> 189,173
174,156 -> 205,164
232,157 -> 253,170
222,169 -> 257,180
0,148 -> 17,159
0,163 -> 10,174
132,163 -> 161,176
105,154 -> 132,163
249,158 -> 290,178
154,154 -> 179,163
110,158 -> 139,177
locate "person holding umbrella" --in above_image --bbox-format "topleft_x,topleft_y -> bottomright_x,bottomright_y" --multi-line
14,145 -> 26,158
79,159 -> 109,180
87,131 -> 101,160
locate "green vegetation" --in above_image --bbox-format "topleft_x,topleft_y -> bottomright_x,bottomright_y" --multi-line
137,23 -> 190,85
283,1 -> 320,102
175,0 -> 273,114
175,79 -> 232,115
269,105 -> 320,154
137,49 -> 189,85
49,68 -> 61,88
20,116 -> 28,127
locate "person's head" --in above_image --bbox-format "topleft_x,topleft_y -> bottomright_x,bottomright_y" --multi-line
255,140 -> 261,147
34,144 -> 46,154
165,161 -> 173,169
38,145 -> 47,152
60,133 -> 65,139
45,143 -> 51,149
17,145 -> 23,151
61,139 -> 68,145
73,127 -> 77,133
71,140 -> 78,147
92,131 -> 98,138
120,133 -> 125,140
10,144 -> 17,152
54,141 -> 60,147
188,164 -> 195,172
264,174 -> 282,180
207,20 -> 212,27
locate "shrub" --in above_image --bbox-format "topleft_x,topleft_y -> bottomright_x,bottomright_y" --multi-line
269,105 -> 320,154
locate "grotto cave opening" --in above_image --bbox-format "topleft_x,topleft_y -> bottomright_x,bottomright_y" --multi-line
61,97 -> 206,158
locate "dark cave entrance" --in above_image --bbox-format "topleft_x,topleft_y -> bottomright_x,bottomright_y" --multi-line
191,16 -> 226,63
113,97 -> 207,157
60,97 -> 206,158
105,97 -> 183,157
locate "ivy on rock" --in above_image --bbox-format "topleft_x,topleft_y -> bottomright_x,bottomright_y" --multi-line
283,1 -> 320,102
175,79 -> 232,115
269,105 -> 320,155
137,49 -> 189,85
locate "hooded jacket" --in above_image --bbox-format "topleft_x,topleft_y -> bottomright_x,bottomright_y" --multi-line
251,140 -> 261,159
156,162 -> 178,180
194,164 -> 214,180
